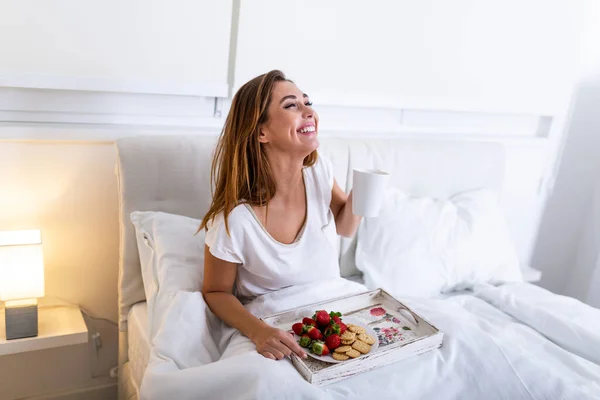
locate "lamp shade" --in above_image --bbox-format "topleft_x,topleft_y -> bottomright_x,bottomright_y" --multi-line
0,230 -> 45,301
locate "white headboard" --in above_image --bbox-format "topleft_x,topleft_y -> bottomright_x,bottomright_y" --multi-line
115,135 -> 504,330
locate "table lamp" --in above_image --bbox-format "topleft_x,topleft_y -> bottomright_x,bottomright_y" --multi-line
0,230 -> 45,340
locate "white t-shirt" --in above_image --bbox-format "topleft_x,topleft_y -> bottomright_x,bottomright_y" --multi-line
205,153 -> 341,303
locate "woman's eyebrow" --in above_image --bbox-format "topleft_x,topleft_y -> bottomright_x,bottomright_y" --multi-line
279,94 -> 309,104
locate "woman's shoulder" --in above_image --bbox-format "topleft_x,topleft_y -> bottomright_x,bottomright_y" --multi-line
206,204 -> 253,233
204,204 -> 252,264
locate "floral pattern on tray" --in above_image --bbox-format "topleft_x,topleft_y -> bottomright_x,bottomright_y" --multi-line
348,305 -> 417,346
373,325 -> 417,346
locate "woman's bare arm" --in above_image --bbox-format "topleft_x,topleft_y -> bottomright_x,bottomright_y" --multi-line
330,179 -> 361,237
201,245 -> 307,360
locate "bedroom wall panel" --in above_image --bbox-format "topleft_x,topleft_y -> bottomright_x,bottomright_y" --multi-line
0,0 -> 232,97
234,0 -> 583,114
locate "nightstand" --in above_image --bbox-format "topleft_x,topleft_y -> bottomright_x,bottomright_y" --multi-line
0,305 -> 88,356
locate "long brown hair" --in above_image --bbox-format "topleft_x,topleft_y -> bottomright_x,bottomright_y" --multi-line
199,70 -> 318,234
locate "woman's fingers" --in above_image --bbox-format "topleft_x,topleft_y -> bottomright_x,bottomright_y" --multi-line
265,346 -> 285,360
272,341 -> 292,358
256,328 -> 308,360
280,332 -> 308,359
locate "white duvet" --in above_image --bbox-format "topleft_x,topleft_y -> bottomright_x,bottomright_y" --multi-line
140,279 -> 600,400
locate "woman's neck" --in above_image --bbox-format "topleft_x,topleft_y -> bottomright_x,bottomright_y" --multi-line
266,152 -> 305,201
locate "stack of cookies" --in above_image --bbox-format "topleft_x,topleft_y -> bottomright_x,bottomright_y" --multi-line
332,324 -> 377,361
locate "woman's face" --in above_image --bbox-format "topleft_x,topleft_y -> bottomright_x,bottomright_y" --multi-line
259,80 -> 319,158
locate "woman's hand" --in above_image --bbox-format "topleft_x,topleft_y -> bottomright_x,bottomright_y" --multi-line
250,324 -> 308,360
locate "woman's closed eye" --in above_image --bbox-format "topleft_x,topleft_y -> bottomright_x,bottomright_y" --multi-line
284,101 -> 313,109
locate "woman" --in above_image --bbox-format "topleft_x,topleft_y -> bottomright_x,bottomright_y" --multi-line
200,70 -> 361,361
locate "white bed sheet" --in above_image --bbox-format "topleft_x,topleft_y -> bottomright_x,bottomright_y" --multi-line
128,302 -> 151,392
140,279 -> 600,400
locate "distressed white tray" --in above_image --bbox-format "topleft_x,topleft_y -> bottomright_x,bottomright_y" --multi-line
261,288 -> 444,386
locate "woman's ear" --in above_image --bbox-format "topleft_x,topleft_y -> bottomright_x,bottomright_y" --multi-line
258,126 -> 269,144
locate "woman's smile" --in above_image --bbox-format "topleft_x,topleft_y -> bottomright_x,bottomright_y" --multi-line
296,124 -> 316,135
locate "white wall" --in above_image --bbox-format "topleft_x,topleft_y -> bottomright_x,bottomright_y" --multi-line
0,142 -> 119,399
235,0 -> 581,114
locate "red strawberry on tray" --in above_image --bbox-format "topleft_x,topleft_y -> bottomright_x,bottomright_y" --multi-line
311,341 -> 330,356
323,323 -> 341,337
307,326 -> 324,341
325,334 -> 341,350
338,321 -> 348,334
292,323 -> 305,336
314,310 -> 330,328
298,334 -> 311,348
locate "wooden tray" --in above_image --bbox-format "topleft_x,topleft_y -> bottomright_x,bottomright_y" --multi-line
261,288 -> 444,386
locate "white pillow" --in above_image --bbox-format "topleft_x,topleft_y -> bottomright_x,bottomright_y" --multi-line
131,211 -> 205,339
355,188 -> 523,297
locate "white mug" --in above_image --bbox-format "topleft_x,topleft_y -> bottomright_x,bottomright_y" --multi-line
352,168 -> 390,217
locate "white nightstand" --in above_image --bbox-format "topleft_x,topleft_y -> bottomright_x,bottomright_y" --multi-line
0,305 -> 88,356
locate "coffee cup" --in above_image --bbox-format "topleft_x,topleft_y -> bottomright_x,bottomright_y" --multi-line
352,168 -> 390,217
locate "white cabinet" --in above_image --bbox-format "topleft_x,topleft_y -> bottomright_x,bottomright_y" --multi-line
0,0 -> 233,97
235,0 -> 584,114
0,306 -> 88,356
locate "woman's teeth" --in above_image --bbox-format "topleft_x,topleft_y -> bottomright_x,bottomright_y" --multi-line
298,126 -> 316,134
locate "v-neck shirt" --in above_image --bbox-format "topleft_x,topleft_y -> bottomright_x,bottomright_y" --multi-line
242,167 -> 307,245
205,154 -> 340,303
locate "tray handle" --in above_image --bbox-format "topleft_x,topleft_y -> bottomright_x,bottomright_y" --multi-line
397,306 -> 419,326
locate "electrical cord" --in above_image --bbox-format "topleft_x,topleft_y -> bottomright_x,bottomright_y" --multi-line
41,296 -> 118,379
39,295 -> 118,326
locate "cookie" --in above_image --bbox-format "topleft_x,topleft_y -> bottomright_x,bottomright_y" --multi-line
348,325 -> 366,334
346,349 -> 361,358
341,331 -> 356,341
334,345 -> 353,353
352,340 -> 371,354
332,352 -> 349,361
357,333 -> 376,345
341,339 -> 355,345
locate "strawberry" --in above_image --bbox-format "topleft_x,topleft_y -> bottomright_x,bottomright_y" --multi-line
332,315 -> 342,324
323,323 -> 341,337
329,311 -> 342,319
325,334 -> 341,350
298,335 -> 312,348
315,310 -> 330,328
307,326 -> 324,341
338,322 -> 348,334
311,341 -> 330,356
302,317 -> 317,327
292,323 -> 304,336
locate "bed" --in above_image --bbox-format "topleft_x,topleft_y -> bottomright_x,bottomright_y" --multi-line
115,135 -> 600,400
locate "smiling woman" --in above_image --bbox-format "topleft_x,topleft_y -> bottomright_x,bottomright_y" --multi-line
199,71 -> 319,231
198,70 -> 362,361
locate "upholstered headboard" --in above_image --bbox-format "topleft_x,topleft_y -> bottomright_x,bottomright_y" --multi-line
115,135 -> 504,331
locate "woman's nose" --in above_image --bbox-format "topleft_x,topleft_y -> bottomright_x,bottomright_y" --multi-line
301,105 -> 313,119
